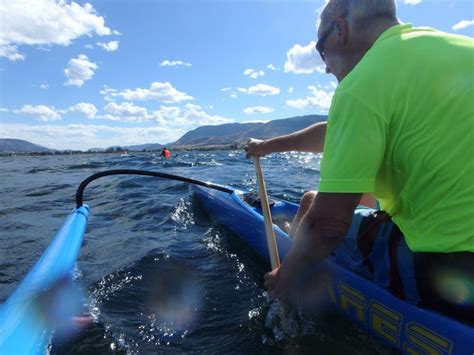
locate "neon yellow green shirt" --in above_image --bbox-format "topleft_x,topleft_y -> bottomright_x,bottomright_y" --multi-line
319,24 -> 474,252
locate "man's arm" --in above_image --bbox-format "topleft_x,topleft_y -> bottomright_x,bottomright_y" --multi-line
264,192 -> 362,299
245,121 -> 327,157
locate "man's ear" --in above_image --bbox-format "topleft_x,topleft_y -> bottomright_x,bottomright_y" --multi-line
335,17 -> 349,46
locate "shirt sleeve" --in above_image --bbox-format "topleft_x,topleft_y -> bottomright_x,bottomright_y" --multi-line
318,89 -> 388,193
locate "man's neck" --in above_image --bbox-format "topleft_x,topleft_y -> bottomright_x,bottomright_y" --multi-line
361,19 -> 401,50
339,19 -> 400,81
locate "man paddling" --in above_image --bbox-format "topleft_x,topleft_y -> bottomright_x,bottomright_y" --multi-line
246,0 -> 474,324
160,147 -> 171,158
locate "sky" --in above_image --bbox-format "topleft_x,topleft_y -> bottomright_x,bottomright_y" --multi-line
0,0 -> 473,151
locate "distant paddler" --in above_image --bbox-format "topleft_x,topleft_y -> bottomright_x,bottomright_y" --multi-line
160,147 -> 171,158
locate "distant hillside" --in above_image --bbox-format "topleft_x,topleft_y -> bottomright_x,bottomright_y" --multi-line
173,122 -> 259,146
172,114 -> 327,147
0,138 -> 50,153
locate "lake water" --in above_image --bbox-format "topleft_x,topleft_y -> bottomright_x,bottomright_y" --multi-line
0,151 -> 392,354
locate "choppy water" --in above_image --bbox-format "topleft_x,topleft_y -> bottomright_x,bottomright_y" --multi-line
0,151 -> 392,354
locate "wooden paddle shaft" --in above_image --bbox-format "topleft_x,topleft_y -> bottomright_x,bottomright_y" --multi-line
254,157 -> 281,270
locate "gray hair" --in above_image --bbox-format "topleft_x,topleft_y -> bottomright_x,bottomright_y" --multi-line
320,0 -> 397,32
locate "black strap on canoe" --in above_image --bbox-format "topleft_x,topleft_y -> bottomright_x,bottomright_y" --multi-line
75,169 -> 234,208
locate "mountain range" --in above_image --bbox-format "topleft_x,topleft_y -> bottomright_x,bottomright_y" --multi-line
0,114 -> 327,153
173,114 -> 326,147
0,139 -> 51,153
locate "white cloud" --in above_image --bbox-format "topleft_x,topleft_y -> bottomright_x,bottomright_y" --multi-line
100,102 -> 221,126
152,106 -> 181,123
247,84 -> 280,96
0,0 -> 115,61
64,54 -> 98,87
69,102 -> 98,119
160,60 -> 192,67
114,82 -> 194,103
0,44 -> 25,61
0,123 -> 182,151
97,40 -> 119,52
286,85 -> 334,113
288,87 -> 294,93
153,103 -> 232,127
102,102 -> 151,122
267,64 -> 277,71
0,108 -> 9,113
452,20 -> 474,31
244,68 -> 265,79
174,103 -> 232,127
39,83 -> 49,90
13,104 -> 61,121
99,86 -> 118,102
220,88 -> 240,99
185,103 -> 202,111
243,106 -> 274,115
404,0 -> 422,5
284,41 -> 324,74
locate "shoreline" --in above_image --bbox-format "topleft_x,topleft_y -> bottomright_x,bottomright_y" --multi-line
0,142 -> 246,157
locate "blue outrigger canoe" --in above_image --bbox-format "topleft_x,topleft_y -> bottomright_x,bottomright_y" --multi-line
192,184 -> 474,354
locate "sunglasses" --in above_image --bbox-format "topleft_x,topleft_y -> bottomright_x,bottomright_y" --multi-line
315,12 -> 348,62
315,22 -> 336,62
